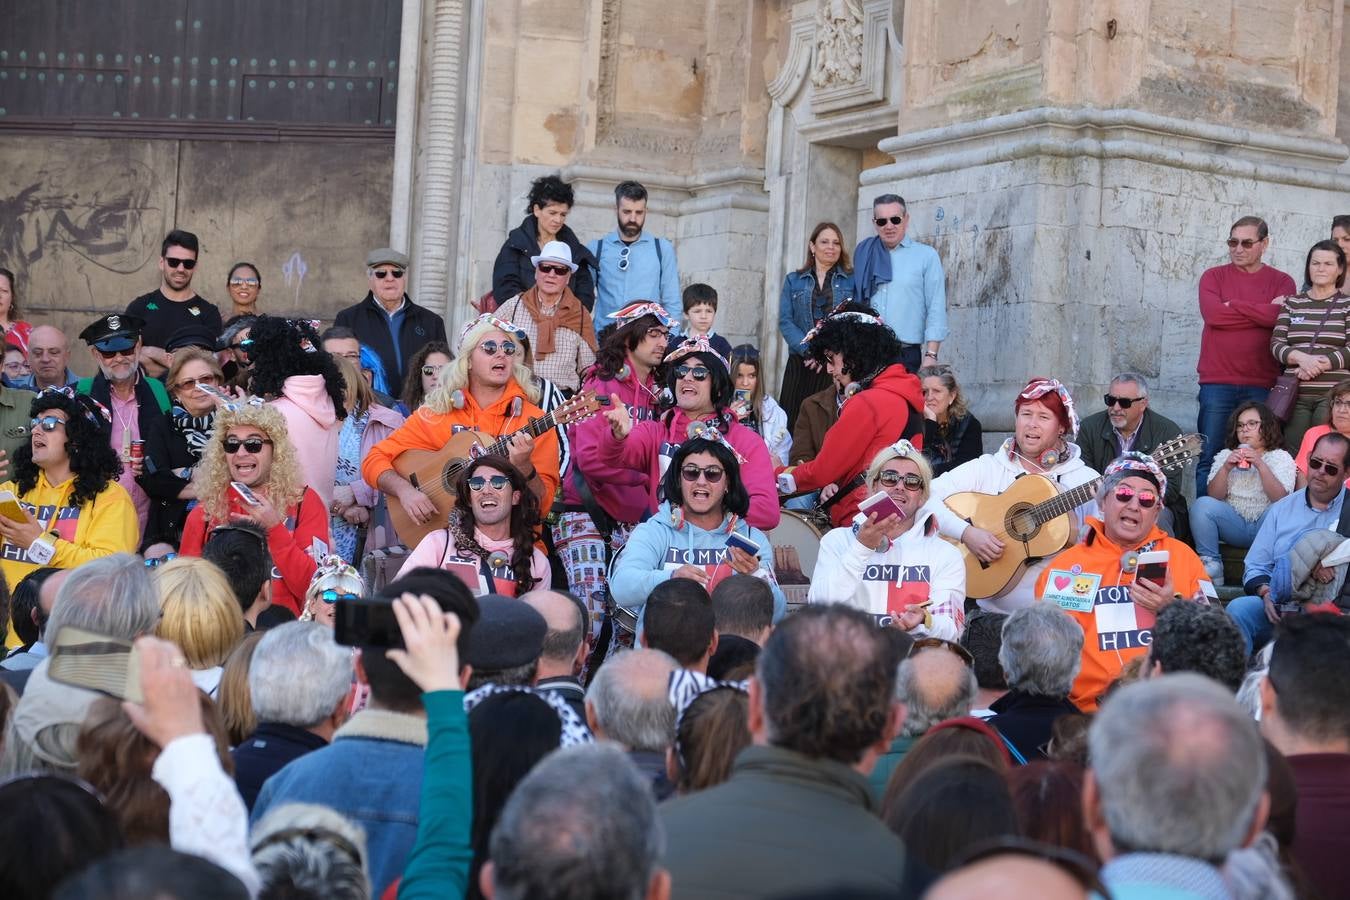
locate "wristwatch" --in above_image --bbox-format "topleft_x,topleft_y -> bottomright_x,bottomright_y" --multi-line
27,533 -> 56,565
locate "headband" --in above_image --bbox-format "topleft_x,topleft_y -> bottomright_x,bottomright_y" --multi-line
800,310 -> 885,347
1104,451 -> 1167,496
1017,377 -> 1080,435
685,419 -> 746,465
309,554 -> 361,589
664,336 -> 731,372
457,314 -> 529,350
668,669 -> 749,768
888,438 -> 920,458
36,386 -> 111,426
610,301 -> 676,330
463,684 -> 593,747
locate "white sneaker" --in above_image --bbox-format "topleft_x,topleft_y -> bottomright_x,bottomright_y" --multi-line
1201,557 -> 1225,587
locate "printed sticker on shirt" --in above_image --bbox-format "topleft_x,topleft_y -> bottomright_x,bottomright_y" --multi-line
0,502 -> 81,564
662,546 -> 734,593
1042,569 -> 1100,613
1093,584 -> 1154,651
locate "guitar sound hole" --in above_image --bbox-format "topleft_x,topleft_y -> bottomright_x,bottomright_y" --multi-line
1005,503 -> 1039,542
441,462 -> 463,496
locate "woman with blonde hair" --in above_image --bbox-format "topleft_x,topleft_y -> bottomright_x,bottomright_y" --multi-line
300,555 -> 365,628
329,357 -> 405,564
153,556 -> 246,695
179,399 -> 330,617
217,632 -> 266,746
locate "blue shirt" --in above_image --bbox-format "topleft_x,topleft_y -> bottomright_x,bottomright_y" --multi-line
1099,853 -> 1232,900
867,237 -> 948,345
590,231 -> 681,327
1242,487 -> 1346,590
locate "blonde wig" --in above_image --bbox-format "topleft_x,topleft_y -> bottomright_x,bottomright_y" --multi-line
193,399 -> 305,523
865,439 -> 934,505
332,354 -> 374,415
425,317 -> 540,413
154,557 -> 246,669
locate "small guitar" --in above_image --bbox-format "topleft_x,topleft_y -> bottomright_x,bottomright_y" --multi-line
944,433 -> 1203,600
387,390 -> 603,547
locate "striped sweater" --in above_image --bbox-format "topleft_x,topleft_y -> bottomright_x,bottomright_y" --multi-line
1271,291 -> 1350,393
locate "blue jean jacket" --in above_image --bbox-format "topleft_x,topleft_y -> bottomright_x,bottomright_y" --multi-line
778,268 -> 856,352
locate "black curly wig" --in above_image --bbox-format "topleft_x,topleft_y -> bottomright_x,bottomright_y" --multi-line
804,302 -> 904,384
245,316 -> 348,420
14,392 -> 123,506
590,314 -> 664,382
661,437 -> 750,519
663,348 -> 733,412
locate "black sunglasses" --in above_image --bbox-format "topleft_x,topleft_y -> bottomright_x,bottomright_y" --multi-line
223,436 -> 272,455
537,264 -> 571,276
1226,238 -> 1262,249
467,474 -> 510,492
373,268 -> 405,280
1309,456 -> 1343,477
877,470 -> 924,491
164,256 -> 197,270
681,464 -> 724,484
1103,394 -> 1143,409
874,215 -> 904,226
674,364 -> 710,382
97,346 -> 136,360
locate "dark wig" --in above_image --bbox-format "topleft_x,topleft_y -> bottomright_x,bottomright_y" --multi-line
400,340 -> 452,411
14,392 -> 122,506
663,349 -> 733,412
804,302 -> 904,383
589,314 -> 664,382
450,455 -> 541,595
662,437 -> 749,519
245,316 -> 347,421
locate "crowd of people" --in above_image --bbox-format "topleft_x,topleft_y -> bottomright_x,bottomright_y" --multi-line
0,179 -> 1346,900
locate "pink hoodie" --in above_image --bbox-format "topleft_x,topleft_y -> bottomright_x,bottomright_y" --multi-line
567,368 -> 662,523
270,374 -> 340,510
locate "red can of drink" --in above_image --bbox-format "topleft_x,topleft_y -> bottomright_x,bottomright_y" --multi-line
130,440 -> 145,464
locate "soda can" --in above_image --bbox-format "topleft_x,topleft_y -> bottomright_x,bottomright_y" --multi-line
130,440 -> 145,464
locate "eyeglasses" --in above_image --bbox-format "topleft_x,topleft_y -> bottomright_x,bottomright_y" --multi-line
1112,485 -> 1158,508
618,246 -> 631,272
372,268 -> 405,280
478,340 -> 517,357
1226,238 -> 1263,249
467,474 -> 510,491
537,264 -> 571,276
877,470 -> 924,491
320,589 -> 359,604
907,636 -> 975,666
1103,394 -> 1143,409
144,553 -> 178,568
30,415 -> 66,432
97,347 -> 136,360
174,373 -> 220,392
1333,399 -> 1350,411
674,364 -> 710,382
223,436 -> 272,455
874,215 -> 905,226
228,277 -> 260,287
1236,419 -> 1262,429
1309,456 -> 1343,477
421,364 -> 445,378
164,256 -> 197,270
681,464 -> 725,483
645,327 -> 669,341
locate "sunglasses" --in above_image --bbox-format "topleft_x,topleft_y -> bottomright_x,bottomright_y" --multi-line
1309,456 -> 1343,477
674,364 -> 710,382
421,364 -> 445,378
874,215 -> 905,226
618,245 -> 631,272
1103,394 -> 1143,409
1226,238 -> 1262,249
164,256 -> 197,270
373,268 -> 405,280
223,436 -> 272,455
877,470 -> 924,491
467,474 -> 510,491
320,589 -> 359,604
228,277 -> 260,287
31,415 -> 66,432
681,464 -> 724,484
144,552 -> 178,568
1112,485 -> 1158,508
97,347 -> 136,360
908,636 -> 975,666
232,338 -> 254,352
537,264 -> 571,276
478,340 -> 517,357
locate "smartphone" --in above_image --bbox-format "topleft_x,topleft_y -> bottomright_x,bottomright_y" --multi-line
0,490 -> 27,523
734,389 -> 750,403
1135,550 -> 1170,586
726,532 -> 761,556
231,481 -> 263,507
47,626 -> 144,703
859,490 -> 907,523
334,596 -> 403,648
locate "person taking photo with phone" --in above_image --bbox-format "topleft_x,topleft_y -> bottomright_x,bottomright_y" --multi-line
179,400 -> 330,617
808,440 -> 964,639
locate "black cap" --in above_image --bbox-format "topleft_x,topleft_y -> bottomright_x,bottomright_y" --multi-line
79,314 -> 145,353
465,594 -> 547,670
165,323 -> 218,353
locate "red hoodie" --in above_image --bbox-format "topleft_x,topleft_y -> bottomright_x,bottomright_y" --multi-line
786,364 -> 925,526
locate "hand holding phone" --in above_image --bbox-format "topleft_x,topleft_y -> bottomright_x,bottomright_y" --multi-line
859,490 -> 906,523
1135,550 -> 1169,587
231,481 -> 263,507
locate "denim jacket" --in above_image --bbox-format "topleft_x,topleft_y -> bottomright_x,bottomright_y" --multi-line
778,268 -> 856,353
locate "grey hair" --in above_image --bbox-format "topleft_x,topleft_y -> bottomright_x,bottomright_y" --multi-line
46,554 -> 160,642
1236,643 -> 1275,722
489,743 -> 663,900
585,649 -> 677,753
999,604 -> 1083,696
250,623 -> 354,728
872,193 -> 906,211
894,651 -> 978,737
1089,674 -> 1267,861
251,802 -> 370,900
1110,372 -> 1150,397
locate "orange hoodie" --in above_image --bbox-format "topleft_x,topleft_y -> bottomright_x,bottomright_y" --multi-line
362,378 -> 560,511
1034,517 -> 1210,712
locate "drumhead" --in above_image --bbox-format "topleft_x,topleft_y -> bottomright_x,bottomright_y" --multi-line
768,510 -> 827,585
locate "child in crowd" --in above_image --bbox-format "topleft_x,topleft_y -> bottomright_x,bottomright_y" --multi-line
678,283 -> 733,359
730,344 -> 791,466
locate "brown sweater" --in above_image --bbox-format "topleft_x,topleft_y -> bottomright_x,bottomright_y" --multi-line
1271,291 -> 1350,394
790,385 -> 841,466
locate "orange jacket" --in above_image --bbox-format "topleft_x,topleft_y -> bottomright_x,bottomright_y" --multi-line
361,378 -> 560,511
1034,517 -> 1209,712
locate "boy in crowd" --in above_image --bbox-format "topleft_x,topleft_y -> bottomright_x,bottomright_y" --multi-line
677,284 -> 732,359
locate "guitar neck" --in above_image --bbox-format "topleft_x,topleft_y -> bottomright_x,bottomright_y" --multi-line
1028,476 -> 1103,524
482,410 -> 559,456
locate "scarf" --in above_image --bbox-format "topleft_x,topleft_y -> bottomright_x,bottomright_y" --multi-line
520,284 -> 596,358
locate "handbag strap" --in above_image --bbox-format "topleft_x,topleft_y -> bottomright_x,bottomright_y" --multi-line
1299,294 -> 1342,349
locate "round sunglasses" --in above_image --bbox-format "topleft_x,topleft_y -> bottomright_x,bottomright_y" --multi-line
674,364 -> 710,382
877,470 -> 924,491
478,340 -> 518,357
1112,485 -> 1158,508
467,474 -> 511,491
681,464 -> 724,483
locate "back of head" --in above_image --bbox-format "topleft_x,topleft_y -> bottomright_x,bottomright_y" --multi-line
250,623 -> 354,728
250,802 -> 369,900
998,604 -> 1083,697
884,756 -> 1020,874
0,774 -> 123,900
363,568 -> 479,712
201,523 -> 273,613
895,647 -> 979,737
76,696 -> 170,845
710,574 -> 773,641
153,557 -> 245,669
707,633 -> 760,680
522,590 -> 587,666
1267,613 -> 1350,745
643,579 -> 714,667
673,686 -> 750,794
960,610 -> 1008,693
586,648 -> 677,752
489,743 -> 663,900
1005,761 -> 1097,863
1089,673 -> 1266,860
46,554 -> 159,643
1149,600 -> 1247,693
465,594 -> 547,690
217,632 -> 266,745
881,718 -> 1010,811
54,845 -> 248,900
11,566 -> 61,645
757,603 -> 900,763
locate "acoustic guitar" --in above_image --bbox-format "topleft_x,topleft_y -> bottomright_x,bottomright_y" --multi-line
387,390 -> 603,547
943,433 -> 1203,600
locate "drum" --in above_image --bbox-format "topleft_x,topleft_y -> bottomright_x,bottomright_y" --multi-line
768,510 -> 828,586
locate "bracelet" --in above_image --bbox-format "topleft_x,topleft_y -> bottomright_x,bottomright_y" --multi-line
522,467 -> 538,481
923,351 -> 938,359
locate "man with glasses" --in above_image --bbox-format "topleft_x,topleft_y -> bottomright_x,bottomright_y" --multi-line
1227,431 -> 1350,655
125,230 -> 222,379
334,247 -> 448,387
1196,215 -> 1296,490
588,181 -> 682,327
1077,373 -> 1186,536
851,193 -> 947,373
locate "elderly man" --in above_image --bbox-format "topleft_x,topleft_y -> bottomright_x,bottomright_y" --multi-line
464,595 -> 547,691
523,589 -> 589,720
1035,453 -> 1211,711
334,247 -> 447,387
661,604 -> 909,898
585,647 -> 678,799
17,325 -> 78,392
870,642 -> 977,798
985,603 -> 1083,761
483,744 -> 671,900
1087,675 -> 1270,898
493,241 -> 597,393
231,622 -> 354,811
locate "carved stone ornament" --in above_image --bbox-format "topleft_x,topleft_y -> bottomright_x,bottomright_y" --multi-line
811,0 -> 865,90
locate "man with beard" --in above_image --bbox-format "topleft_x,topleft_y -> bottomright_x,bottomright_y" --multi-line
589,181 -> 682,326
125,230 -> 223,379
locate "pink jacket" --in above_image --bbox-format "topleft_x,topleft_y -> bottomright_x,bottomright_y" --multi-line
567,368 -> 662,522
271,374 -> 340,510
595,409 -> 782,531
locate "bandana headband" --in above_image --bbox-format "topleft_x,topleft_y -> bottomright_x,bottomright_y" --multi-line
457,313 -> 528,350
664,336 -> 731,373
1017,378 -> 1080,436
36,386 -> 111,426
1104,451 -> 1168,496
800,310 -> 885,347
464,684 -> 593,747
610,301 -> 675,330
685,419 -> 746,465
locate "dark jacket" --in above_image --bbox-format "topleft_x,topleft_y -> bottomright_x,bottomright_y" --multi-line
1077,407 -> 1186,516
789,384 -> 840,466
136,411 -> 204,547
491,216 -> 597,310
778,267 -> 856,352
660,744 -> 909,899
231,721 -> 328,812
334,294 -> 448,388
985,689 -> 1082,763
79,374 -> 174,525
0,386 -> 33,466
923,412 -> 984,479
535,675 -> 586,723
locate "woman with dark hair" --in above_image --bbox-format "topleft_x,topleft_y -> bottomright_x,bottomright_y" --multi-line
919,364 -> 983,477
882,756 -> 1021,875
1191,401 -> 1294,582
398,455 -> 549,596
777,222 -> 856,430
610,437 -> 784,623
247,316 -> 347,511
0,773 -> 124,900
399,340 -> 453,412
0,389 -> 138,638
730,344 -> 791,466
226,262 -> 262,318
876,714 -> 1011,805
491,173 -> 597,309
1272,238 -> 1350,451
1005,761 -> 1099,864
778,304 -> 925,527
0,268 -> 34,358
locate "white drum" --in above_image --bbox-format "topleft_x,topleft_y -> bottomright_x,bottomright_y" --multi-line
767,510 -> 828,586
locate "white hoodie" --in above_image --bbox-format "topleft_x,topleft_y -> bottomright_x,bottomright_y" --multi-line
922,440 -> 1101,614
